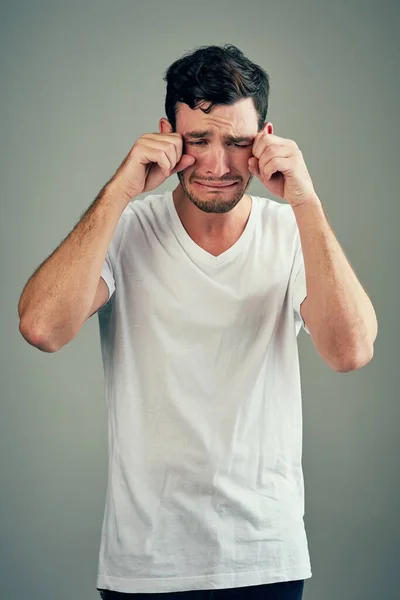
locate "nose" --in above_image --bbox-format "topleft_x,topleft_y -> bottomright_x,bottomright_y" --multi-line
200,145 -> 232,179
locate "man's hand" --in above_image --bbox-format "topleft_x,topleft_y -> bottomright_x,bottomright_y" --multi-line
111,133 -> 196,199
248,127 -> 318,208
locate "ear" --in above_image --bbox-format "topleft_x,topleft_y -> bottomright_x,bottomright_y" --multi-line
262,122 -> 273,135
159,118 -> 173,134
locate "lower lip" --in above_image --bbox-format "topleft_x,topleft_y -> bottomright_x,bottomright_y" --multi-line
194,181 -> 239,190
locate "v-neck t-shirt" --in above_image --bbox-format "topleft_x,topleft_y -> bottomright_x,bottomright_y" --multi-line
96,190 -> 311,594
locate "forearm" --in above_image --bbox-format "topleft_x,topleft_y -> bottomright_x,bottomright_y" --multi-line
18,181 -> 130,350
292,195 -> 377,366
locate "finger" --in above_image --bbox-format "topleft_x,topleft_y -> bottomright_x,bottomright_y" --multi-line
141,145 -> 173,177
260,156 -> 293,181
258,148 -> 295,176
145,133 -> 182,166
170,154 -> 196,175
140,140 -> 176,173
252,133 -> 296,159
248,157 -> 260,176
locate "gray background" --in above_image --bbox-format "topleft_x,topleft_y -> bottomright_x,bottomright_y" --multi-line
1,1 -> 398,599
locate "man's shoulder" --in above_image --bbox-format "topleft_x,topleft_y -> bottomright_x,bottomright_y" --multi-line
256,194 -> 296,225
114,191 -> 170,241
256,194 -> 290,210
123,190 -> 168,214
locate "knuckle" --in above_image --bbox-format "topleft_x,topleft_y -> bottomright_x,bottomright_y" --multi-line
160,149 -> 173,168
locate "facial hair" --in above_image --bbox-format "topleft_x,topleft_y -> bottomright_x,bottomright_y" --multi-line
176,171 -> 254,214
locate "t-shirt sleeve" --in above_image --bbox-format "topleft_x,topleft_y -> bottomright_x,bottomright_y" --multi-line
100,250 -> 116,303
292,244 -> 310,335
97,204 -> 131,312
96,202 -> 133,312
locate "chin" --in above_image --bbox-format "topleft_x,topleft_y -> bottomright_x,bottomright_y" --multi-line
189,184 -> 246,214
177,172 -> 251,213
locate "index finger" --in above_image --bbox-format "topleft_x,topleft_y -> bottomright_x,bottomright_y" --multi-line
252,132 -> 288,159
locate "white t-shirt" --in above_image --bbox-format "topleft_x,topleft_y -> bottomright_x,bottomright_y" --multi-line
96,190 -> 312,594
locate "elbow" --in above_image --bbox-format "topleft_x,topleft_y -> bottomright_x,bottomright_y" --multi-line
19,319 -> 61,353
334,344 -> 374,373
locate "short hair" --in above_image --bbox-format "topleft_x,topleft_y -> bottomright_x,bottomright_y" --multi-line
163,44 -> 270,132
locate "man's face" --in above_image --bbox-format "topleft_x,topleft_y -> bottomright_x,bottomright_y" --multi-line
169,98 -> 261,214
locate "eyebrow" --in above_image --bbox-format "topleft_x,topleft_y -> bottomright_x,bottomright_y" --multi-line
183,130 -> 254,143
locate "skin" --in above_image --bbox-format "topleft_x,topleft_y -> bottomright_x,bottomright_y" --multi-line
159,98 -> 273,254
160,99 -> 378,369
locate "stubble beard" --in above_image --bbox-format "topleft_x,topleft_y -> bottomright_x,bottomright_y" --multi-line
176,172 -> 253,214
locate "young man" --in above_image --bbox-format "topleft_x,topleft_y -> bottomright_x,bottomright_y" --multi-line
18,44 -> 377,599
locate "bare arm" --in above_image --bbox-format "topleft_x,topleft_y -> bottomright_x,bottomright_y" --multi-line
18,181 -> 130,353
294,196 -> 377,371
18,130 -> 193,353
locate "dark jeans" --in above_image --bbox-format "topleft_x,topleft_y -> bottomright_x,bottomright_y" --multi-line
97,580 -> 304,599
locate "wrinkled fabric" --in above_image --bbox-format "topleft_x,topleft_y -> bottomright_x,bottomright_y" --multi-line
95,191 -> 311,594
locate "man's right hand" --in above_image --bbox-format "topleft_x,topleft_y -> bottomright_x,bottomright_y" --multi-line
110,132 -> 196,199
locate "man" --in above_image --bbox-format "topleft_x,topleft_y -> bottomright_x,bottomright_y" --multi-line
18,44 -> 378,599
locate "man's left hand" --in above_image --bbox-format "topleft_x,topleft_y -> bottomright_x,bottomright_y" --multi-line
248,130 -> 318,208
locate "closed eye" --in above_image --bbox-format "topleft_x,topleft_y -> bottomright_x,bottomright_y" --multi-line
188,141 -> 251,148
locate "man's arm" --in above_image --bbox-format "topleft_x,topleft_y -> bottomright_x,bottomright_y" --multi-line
18,181 -> 130,353
246,128 -> 377,370
294,195 -> 377,373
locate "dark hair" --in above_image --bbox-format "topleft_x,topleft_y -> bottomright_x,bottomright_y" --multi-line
163,44 -> 270,132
